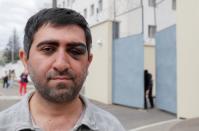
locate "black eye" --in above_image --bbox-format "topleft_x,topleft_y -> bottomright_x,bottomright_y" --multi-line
70,48 -> 86,55
68,46 -> 87,59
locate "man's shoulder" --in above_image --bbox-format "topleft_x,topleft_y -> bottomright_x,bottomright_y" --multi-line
0,101 -> 23,129
90,103 -> 117,120
0,92 -> 33,120
0,101 -> 22,120
85,99 -> 126,131
0,97 -> 33,131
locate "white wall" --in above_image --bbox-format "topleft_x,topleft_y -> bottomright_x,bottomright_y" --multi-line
144,44 -> 156,96
115,8 -> 142,38
177,0 -> 199,118
61,0 -> 176,40
63,0 -> 142,38
156,0 -> 176,31
114,0 -> 142,37
62,0 -> 113,26
84,21 -> 113,104
143,0 -> 156,43
143,0 -> 176,43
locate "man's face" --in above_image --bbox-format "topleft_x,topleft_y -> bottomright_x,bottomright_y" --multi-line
24,24 -> 92,103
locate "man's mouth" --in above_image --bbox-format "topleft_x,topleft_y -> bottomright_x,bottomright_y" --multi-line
51,76 -> 72,80
46,70 -> 75,81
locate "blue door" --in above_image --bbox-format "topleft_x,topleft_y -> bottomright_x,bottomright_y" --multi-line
112,34 -> 144,108
155,25 -> 177,113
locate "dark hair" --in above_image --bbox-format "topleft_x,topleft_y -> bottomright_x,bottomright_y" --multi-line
24,8 -> 92,58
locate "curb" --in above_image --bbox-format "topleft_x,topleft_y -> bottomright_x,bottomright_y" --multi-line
0,96 -> 22,100
129,119 -> 181,131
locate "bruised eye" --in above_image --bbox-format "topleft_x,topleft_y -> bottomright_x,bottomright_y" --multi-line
70,47 -> 86,55
68,46 -> 87,58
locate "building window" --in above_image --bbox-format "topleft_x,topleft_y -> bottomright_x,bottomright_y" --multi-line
67,0 -> 70,6
112,21 -> 120,39
98,0 -> 103,12
83,8 -> 87,18
149,0 -> 156,7
172,0 -> 176,10
90,4 -> 95,16
148,25 -> 156,38
71,0 -> 75,4
66,0 -> 75,7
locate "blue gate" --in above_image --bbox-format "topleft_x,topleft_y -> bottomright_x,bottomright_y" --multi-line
112,34 -> 144,108
155,25 -> 177,113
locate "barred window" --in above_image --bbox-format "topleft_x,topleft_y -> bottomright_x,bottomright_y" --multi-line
83,8 -> 87,18
90,4 -> 95,16
148,25 -> 156,38
149,0 -> 156,7
172,0 -> 176,10
98,0 -> 103,12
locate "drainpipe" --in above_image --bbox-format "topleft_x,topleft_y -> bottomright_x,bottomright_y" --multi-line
140,0 -> 144,35
52,0 -> 57,8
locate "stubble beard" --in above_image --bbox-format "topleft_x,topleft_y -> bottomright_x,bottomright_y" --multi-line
28,67 -> 87,104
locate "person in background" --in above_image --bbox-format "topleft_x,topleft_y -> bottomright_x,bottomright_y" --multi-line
19,71 -> 28,96
8,69 -> 16,88
144,70 -> 154,109
2,71 -> 9,88
0,8 -> 125,131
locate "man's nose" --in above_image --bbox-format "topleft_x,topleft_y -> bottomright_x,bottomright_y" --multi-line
52,50 -> 70,72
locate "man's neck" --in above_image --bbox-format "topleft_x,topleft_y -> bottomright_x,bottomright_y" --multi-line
29,91 -> 84,131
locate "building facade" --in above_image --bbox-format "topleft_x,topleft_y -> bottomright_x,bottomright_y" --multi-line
177,0 -> 199,118
55,0 -> 199,119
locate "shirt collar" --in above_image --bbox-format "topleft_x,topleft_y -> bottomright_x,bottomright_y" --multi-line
75,95 -> 99,131
17,91 -> 100,131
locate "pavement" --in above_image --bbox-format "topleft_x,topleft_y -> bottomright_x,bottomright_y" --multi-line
0,82 -> 198,131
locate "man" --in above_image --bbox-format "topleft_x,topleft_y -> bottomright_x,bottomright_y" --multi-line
2,71 -> 9,88
144,70 -> 154,109
0,8 -> 125,131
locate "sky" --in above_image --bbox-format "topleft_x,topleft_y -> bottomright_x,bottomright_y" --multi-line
0,0 -> 52,50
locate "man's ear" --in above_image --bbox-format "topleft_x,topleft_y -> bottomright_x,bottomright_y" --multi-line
88,53 -> 93,66
19,49 -> 28,73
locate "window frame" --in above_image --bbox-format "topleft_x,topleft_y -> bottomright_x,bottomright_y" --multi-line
148,25 -> 156,38
149,0 -> 156,7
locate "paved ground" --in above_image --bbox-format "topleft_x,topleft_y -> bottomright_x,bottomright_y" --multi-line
1,82 -> 194,131
93,100 -> 176,130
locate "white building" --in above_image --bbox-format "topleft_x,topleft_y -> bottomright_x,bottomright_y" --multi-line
57,0 -> 191,118
58,1 -> 176,88
177,0 -> 199,119
58,0 -> 176,43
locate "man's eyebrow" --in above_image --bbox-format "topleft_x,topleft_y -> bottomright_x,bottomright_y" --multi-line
36,40 -> 87,49
36,40 -> 59,48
